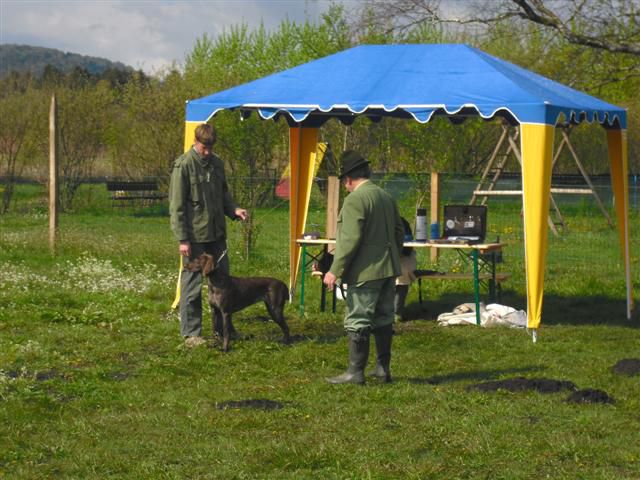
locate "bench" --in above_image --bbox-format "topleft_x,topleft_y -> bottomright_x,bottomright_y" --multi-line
414,270 -> 511,304
106,181 -> 167,207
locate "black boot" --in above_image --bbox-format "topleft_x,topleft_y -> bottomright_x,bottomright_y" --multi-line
326,331 -> 370,385
369,324 -> 393,383
394,285 -> 409,321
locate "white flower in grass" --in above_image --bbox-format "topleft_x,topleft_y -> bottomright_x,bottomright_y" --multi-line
2,256 -> 164,295
16,340 -> 43,355
64,254 -> 155,293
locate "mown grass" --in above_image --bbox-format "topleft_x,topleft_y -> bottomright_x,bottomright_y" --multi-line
1,183 -> 639,479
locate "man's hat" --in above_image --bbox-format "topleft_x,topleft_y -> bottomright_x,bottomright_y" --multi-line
339,150 -> 369,179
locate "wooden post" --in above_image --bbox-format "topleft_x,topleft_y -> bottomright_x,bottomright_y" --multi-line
430,171 -> 439,262
325,176 -> 339,254
49,95 -> 58,254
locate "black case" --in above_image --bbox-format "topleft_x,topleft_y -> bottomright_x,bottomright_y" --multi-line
442,205 -> 487,240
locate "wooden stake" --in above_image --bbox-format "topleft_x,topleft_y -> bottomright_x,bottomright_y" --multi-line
430,171 -> 439,262
49,95 -> 58,254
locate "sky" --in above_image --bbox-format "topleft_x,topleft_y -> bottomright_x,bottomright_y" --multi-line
0,0 -> 344,74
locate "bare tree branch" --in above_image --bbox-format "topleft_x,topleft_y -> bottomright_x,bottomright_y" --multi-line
359,0 -> 640,56
510,0 -> 640,55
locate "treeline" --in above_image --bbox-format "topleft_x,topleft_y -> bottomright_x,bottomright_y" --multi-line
1,4 -> 638,214
0,44 -> 134,78
2,64 -> 145,92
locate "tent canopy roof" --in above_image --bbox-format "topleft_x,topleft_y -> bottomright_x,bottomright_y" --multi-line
186,44 -> 627,129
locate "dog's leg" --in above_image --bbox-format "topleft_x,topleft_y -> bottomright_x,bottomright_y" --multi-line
222,312 -> 232,352
211,306 -> 222,341
265,300 -> 290,344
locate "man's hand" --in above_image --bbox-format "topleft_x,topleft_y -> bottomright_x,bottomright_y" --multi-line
323,271 -> 337,291
179,241 -> 191,257
235,208 -> 248,221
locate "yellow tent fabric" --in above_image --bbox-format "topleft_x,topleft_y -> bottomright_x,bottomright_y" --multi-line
276,142 -> 328,199
520,124 -> 555,330
607,129 -> 634,319
183,122 -> 200,153
288,127 -> 319,297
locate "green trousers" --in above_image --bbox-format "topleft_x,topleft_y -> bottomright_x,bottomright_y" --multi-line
179,240 -> 228,337
343,277 -> 396,333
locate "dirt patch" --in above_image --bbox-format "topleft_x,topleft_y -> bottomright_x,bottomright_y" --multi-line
567,389 -> 615,404
35,370 -> 63,381
467,377 -> 577,393
283,334 -> 308,344
409,367 -> 545,385
612,358 -> 640,376
109,372 -> 130,381
6,369 -> 69,381
216,399 -> 285,411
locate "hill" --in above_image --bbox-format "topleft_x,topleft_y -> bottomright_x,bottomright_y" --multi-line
0,44 -> 133,77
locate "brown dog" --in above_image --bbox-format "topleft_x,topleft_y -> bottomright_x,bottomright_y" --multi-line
184,252 -> 290,352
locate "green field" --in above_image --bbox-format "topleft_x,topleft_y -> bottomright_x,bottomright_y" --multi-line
1,183 -> 639,479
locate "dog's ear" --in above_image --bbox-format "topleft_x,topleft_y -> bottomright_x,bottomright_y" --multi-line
201,254 -> 215,275
183,257 -> 202,272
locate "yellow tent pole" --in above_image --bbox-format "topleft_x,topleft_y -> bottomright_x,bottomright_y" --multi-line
172,121 -> 202,309
607,129 -> 634,319
288,127 -> 319,300
183,121 -> 200,153
520,123 -> 555,338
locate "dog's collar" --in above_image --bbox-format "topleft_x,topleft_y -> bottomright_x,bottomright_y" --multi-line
216,249 -> 228,266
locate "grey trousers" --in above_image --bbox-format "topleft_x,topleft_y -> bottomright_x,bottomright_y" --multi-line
343,277 -> 396,333
179,240 -> 229,337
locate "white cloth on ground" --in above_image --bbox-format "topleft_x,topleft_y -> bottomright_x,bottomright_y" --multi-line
437,303 -> 527,328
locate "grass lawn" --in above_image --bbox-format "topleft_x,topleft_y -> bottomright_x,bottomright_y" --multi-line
1,184 -> 639,479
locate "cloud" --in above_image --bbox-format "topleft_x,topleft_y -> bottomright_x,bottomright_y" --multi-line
1,0 -> 334,74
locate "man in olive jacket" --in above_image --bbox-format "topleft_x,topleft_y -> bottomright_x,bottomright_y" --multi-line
170,124 -> 247,348
323,150 -> 404,384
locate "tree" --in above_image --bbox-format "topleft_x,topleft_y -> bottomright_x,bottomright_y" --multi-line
40,64 -> 65,88
359,0 -> 640,56
0,87 -> 45,213
52,83 -> 114,210
109,69 -> 189,182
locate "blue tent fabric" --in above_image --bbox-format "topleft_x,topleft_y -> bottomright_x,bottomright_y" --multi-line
186,44 -> 627,128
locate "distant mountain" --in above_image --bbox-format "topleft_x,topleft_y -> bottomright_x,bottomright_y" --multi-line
0,44 -> 134,77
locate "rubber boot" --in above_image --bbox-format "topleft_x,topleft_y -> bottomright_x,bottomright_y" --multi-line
369,324 -> 393,383
326,331 -> 370,385
394,285 -> 409,322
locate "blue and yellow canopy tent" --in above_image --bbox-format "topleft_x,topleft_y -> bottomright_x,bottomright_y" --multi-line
182,44 -> 633,336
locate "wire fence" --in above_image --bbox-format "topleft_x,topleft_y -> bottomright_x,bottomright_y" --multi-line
1,173 -> 637,301
305,173 -> 640,301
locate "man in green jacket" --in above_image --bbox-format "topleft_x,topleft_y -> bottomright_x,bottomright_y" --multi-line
323,150 -> 404,384
169,123 -> 247,348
